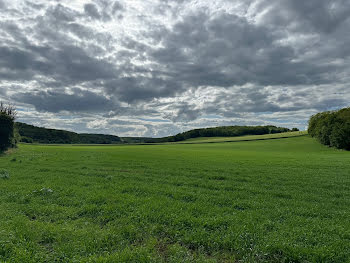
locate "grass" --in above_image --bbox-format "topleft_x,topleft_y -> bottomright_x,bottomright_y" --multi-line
177,131 -> 307,144
0,135 -> 349,262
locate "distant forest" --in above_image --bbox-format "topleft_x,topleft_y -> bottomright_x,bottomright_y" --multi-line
144,125 -> 298,143
16,122 -> 297,144
16,122 -> 122,144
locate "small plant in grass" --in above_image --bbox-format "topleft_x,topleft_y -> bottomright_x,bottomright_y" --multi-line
0,170 -> 10,179
40,188 -> 54,194
33,188 -> 54,195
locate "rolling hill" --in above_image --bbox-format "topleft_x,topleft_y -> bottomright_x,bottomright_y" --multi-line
16,122 -> 299,145
16,122 -> 122,144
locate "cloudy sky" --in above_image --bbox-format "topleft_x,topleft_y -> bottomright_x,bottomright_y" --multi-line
0,0 -> 349,137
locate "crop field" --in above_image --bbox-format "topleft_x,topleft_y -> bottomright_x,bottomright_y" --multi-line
175,131 -> 307,144
1,135 -> 350,262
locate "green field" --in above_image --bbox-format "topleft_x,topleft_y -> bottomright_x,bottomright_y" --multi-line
176,131 -> 307,144
1,135 -> 350,262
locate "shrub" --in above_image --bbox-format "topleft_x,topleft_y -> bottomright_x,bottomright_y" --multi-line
0,170 -> 10,179
329,122 -> 350,150
0,113 -> 15,151
20,136 -> 34,143
0,103 -> 17,151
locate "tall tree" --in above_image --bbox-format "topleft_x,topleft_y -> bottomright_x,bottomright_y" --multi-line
308,107 -> 350,150
0,102 -> 18,151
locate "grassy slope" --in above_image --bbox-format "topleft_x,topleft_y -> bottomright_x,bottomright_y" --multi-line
0,136 -> 350,262
176,131 -> 307,144
30,131 -> 307,146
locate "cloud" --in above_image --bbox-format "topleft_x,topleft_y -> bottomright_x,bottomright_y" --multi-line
84,4 -> 101,20
260,0 -> 350,34
14,88 -> 114,113
0,0 -> 349,136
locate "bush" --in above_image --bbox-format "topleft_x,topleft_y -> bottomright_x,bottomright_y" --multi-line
0,113 -> 15,151
20,136 -> 34,143
329,122 -> 350,150
0,170 -> 10,179
0,103 -> 17,151
308,107 -> 350,150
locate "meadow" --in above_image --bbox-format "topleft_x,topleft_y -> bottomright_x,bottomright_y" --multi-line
0,135 -> 350,262
175,131 -> 307,144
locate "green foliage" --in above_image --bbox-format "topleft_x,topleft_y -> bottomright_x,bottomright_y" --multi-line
20,136 -> 34,144
308,107 -> 350,150
15,122 -> 294,145
1,136 -> 349,262
16,122 -> 121,144
0,103 -> 18,151
0,170 -> 10,179
146,125 -> 292,143
120,137 -> 153,144
0,113 -> 15,151
175,131 -> 307,144
329,122 -> 350,150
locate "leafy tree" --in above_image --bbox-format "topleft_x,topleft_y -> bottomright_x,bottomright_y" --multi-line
20,136 -> 34,143
329,122 -> 350,150
0,102 -> 17,151
308,107 -> 350,150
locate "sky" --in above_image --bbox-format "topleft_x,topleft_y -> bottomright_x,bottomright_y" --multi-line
0,0 -> 350,137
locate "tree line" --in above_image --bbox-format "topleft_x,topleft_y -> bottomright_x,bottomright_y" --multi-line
145,125 -> 299,143
17,123 -> 297,144
308,107 -> 350,150
1,101 -> 301,147
16,122 -> 121,144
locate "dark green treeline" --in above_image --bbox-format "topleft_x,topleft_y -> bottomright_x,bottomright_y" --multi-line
308,107 -> 350,150
0,103 -> 18,151
145,125 -> 298,143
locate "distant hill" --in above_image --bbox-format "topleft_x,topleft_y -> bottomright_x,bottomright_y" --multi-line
16,122 -> 298,144
144,125 -> 298,143
16,122 -> 122,144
